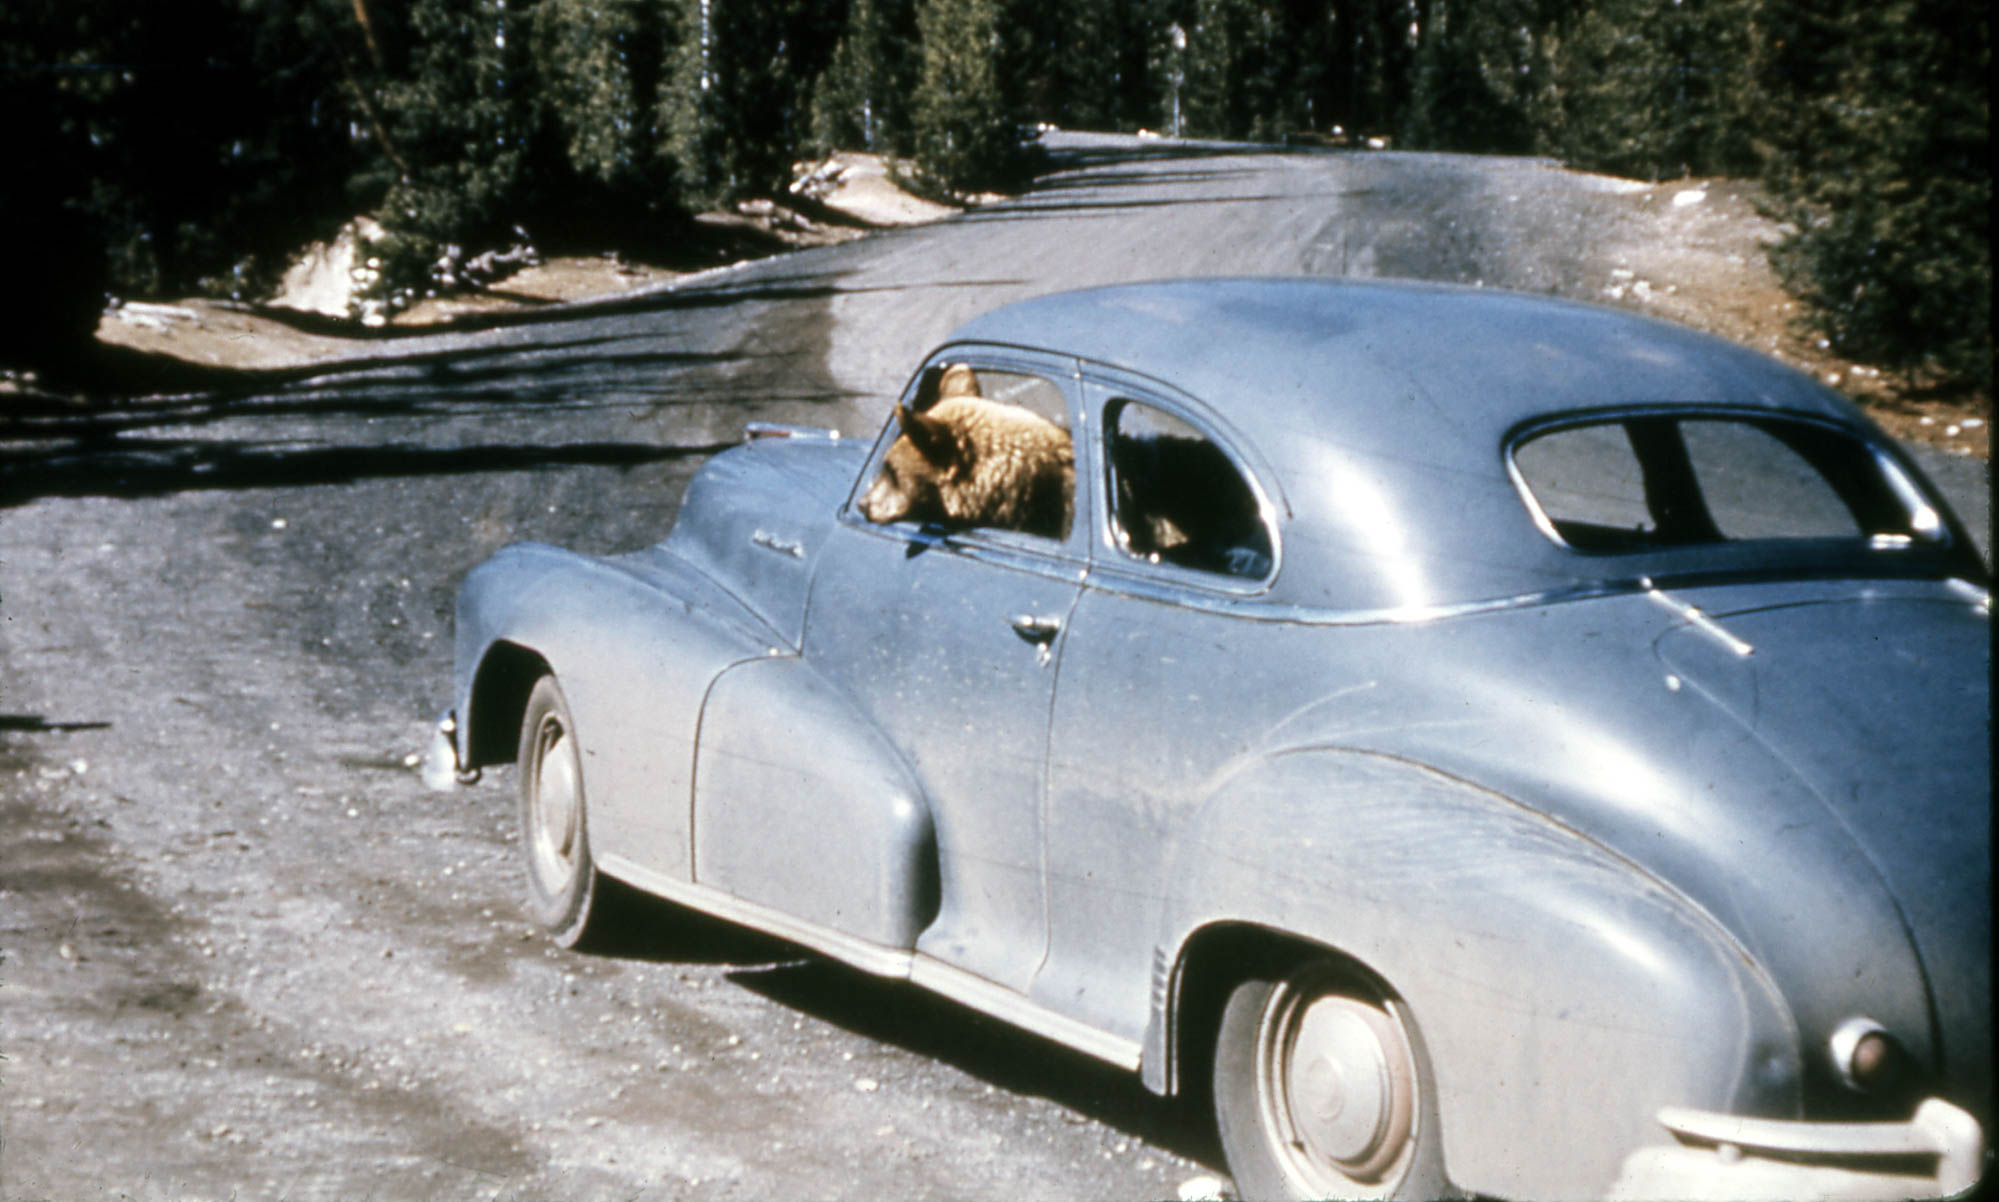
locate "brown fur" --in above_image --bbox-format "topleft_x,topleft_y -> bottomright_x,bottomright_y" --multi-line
858,365 -> 1075,538
1111,431 -> 1267,569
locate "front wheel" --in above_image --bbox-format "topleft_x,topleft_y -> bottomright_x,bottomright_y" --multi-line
1213,960 -> 1446,1200
516,674 -> 605,948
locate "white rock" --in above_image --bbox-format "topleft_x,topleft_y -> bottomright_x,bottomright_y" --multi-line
1178,1174 -> 1233,1201
1673,188 -> 1706,208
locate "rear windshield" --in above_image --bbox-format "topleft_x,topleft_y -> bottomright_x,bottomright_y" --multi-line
1510,414 -> 1943,554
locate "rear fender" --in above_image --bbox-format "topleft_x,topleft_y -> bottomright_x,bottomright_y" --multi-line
1152,747 -> 1798,1201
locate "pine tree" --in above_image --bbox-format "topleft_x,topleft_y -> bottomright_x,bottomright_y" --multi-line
1542,0 -> 1758,179
1182,0 -> 1250,137
660,0 -> 845,204
1401,0 -> 1542,153
1758,0 -> 1990,387
532,0 -> 674,203
911,0 -> 1029,188
810,0 -> 918,153
370,0 -> 546,257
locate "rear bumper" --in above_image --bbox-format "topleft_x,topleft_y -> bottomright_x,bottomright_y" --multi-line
1609,1098 -> 1985,1201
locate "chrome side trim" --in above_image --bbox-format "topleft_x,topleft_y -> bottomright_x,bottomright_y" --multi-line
596,854 -> 1146,1071
744,422 -> 841,442
597,854 -> 915,979
750,528 -> 807,559
909,957 -> 1145,1071
1642,579 -> 1755,657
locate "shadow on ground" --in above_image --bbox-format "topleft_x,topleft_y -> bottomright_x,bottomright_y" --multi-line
574,883 -> 1225,1174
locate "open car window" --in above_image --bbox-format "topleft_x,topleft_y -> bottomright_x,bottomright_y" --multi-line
1106,399 -> 1274,579
1511,414 -> 1943,554
855,362 -> 1077,542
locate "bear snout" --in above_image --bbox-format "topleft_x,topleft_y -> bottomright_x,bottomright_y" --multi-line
857,477 -> 908,524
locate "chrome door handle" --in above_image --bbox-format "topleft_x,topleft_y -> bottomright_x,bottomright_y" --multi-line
1010,613 -> 1062,644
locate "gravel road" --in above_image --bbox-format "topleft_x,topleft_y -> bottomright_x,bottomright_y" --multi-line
2,133 -> 1986,1201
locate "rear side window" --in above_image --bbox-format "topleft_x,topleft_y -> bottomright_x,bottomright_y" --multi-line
1512,415 -> 1938,553
1106,400 -> 1273,579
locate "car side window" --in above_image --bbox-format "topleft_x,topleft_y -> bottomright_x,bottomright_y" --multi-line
1106,399 -> 1273,579
855,362 -> 1077,541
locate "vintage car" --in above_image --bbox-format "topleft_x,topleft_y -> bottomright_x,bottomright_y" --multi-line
426,278 -> 1990,1200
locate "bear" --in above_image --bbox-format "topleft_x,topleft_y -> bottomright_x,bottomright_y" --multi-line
1109,424 -> 1272,578
857,363 -> 1075,539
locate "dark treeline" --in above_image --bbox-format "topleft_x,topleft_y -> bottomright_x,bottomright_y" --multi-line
1,0 -> 1988,389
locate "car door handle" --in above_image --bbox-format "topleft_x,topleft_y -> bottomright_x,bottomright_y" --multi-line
1010,613 -> 1062,644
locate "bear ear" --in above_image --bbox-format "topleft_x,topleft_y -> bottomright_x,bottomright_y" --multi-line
911,365 -> 946,411
937,363 -> 982,399
896,403 -> 956,463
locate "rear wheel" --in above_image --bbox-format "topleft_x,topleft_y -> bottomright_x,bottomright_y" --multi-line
517,674 -> 604,948
1213,959 -> 1444,1200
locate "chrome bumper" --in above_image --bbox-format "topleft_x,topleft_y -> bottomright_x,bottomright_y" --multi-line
418,710 -> 478,791
1609,1098 -> 1985,1200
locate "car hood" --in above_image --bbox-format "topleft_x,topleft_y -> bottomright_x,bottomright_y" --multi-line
1653,590 -> 1990,1116
662,434 -> 866,649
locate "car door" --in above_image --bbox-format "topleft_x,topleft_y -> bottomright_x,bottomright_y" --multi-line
802,350 -> 1088,993
1034,378 -> 1284,1042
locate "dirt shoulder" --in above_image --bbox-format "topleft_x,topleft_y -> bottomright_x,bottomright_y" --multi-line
1581,174 -> 1988,459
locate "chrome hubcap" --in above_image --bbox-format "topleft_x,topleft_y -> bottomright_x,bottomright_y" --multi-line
528,714 -> 580,890
1259,980 -> 1418,1196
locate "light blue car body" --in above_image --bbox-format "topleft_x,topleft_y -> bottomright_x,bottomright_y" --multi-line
440,280 -> 1990,1199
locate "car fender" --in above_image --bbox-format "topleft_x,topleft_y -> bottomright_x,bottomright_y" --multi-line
453,541 -> 783,883
1152,746 -> 1800,1202
691,655 -> 939,951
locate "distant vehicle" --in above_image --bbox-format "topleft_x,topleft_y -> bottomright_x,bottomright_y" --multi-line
429,279 -> 1990,1200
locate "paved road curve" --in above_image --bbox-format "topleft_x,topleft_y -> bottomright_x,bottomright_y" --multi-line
2,134 -> 1986,1201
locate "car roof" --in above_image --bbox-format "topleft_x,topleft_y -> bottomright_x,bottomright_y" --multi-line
949,278 -> 1857,463
945,279 -> 1944,616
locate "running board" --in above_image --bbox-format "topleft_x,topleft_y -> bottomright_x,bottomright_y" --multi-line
596,854 -> 1142,1071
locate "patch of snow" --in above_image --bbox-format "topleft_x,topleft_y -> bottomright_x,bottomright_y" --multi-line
1576,173 -> 1653,195
273,216 -> 385,319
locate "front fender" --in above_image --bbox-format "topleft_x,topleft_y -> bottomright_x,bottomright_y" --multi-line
452,542 -> 784,882
1155,747 -> 1800,1201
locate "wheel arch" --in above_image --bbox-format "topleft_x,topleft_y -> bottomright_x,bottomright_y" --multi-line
1156,920 -> 1422,1096
463,639 -> 552,771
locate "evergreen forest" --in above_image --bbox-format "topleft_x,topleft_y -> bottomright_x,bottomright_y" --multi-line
1,0 -> 1988,391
